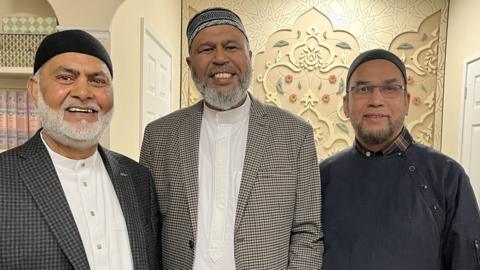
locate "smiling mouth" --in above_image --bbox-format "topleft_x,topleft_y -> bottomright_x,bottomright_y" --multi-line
364,114 -> 389,118
213,72 -> 233,79
66,107 -> 98,113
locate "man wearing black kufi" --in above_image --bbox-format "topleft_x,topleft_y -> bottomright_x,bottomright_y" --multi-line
0,29 -> 160,269
320,48 -> 480,270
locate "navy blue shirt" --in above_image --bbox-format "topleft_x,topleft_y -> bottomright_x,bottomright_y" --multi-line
320,128 -> 480,270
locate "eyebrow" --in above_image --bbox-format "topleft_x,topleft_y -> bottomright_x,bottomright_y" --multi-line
354,80 -> 371,85
54,66 -> 79,76
382,78 -> 400,84
53,65 -> 110,78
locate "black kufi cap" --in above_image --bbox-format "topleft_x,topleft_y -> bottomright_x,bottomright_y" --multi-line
346,49 -> 406,88
34,29 -> 113,77
186,7 -> 248,50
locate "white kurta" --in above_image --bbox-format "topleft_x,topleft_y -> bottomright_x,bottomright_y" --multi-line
42,133 -> 134,270
194,95 -> 251,270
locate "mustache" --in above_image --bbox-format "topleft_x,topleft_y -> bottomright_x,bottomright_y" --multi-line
207,65 -> 240,77
60,98 -> 101,112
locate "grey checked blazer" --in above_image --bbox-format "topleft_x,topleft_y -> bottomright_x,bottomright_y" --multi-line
0,131 -> 160,270
140,95 -> 323,269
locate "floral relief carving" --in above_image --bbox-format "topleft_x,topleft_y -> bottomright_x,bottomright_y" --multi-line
390,11 -> 442,147
182,1 -> 448,157
253,8 -> 360,159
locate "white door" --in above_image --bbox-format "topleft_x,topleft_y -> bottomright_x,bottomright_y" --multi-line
140,18 -> 172,141
461,56 -> 480,205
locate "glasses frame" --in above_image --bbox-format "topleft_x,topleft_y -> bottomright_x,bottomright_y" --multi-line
347,84 -> 407,99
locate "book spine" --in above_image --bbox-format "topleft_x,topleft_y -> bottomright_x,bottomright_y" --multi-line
28,91 -> 41,138
7,90 -> 17,149
17,90 -> 29,145
0,90 -> 7,150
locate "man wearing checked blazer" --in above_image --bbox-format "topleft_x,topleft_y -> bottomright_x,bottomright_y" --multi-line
0,30 -> 160,269
140,7 -> 323,269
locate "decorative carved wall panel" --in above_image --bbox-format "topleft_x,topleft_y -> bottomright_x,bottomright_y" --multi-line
181,0 -> 448,158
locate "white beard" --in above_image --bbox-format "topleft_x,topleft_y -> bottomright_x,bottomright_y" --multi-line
36,89 -> 113,149
191,64 -> 252,110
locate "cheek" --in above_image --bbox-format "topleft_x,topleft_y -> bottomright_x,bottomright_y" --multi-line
96,89 -> 114,110
190,57 -> 210,76
41,88 -> 70,109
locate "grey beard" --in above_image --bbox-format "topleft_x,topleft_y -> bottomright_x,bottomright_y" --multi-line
354,116 -> 404,146
37,89 -> 113,150
191,64 -> 252,110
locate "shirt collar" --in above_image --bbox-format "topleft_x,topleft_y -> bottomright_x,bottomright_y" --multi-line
354,127 -> 414,157
40,131 -> 99,171
203,94 -> 251,124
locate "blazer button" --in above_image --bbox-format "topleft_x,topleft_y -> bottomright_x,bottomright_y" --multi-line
189,240 -> 195,250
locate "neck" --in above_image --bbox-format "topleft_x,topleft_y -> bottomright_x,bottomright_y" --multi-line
42,132 -> 97,160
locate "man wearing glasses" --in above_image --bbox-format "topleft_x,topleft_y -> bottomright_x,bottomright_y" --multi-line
320,49 -> 480,269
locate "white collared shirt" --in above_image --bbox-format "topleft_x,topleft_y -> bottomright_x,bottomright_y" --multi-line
193,95 -> 251,270
42,133 -> 134,270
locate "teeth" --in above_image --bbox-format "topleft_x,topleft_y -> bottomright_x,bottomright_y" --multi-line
214,72 -> 232,79
67,107 -> 95,113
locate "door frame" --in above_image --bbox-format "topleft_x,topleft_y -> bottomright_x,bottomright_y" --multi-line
458,54 -> 480,169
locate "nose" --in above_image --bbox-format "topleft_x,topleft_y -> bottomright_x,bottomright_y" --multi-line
367,87 -> 385,106
212,48 -> 229,65
70,78 -> 94,100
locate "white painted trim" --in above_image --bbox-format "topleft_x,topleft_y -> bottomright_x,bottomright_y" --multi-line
458,54 -> 480,163
55,26 -> 110,39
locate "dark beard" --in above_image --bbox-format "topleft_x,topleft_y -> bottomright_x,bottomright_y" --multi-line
354,116 -> 404,146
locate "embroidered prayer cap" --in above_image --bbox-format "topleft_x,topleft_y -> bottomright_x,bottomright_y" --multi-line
346,49 -> 406,89
186,7 -> 248,50
34,29 -> 113,77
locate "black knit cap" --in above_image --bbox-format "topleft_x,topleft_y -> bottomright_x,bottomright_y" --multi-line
34,29 -> 113,77
346,49 -> 406,89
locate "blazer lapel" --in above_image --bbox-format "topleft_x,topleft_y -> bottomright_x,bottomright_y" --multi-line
234,96 -> 268,231
179,101 -> 203,239
99,148 -> 149,270
17,133 -> 90,270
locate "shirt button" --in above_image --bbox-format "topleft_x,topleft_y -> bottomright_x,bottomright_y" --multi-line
81,163 -> 85,167
97,244 -> 103,250
90,211 -> 95,216
421,184 -> 428,190
365,151 -> 371,157
409,165 -> 416,172
83,182 -> 88,187
433,204 -> 439,211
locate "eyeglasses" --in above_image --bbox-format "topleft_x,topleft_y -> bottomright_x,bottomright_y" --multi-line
348,84 -> 406,99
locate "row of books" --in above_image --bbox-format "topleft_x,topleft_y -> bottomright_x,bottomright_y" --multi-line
0,89 -> 41,150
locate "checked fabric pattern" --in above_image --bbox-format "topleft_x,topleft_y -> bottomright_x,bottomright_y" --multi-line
140,95 -> 323,269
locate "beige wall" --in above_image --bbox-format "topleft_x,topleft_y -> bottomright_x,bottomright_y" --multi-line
109,0 -> 181,160
0,0 -> 54,17
48,0 -> 123,29
443,0 -> 480,161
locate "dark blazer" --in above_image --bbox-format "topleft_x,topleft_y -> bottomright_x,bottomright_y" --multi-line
140,95 -> 323,269
0,131 -> 160,270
